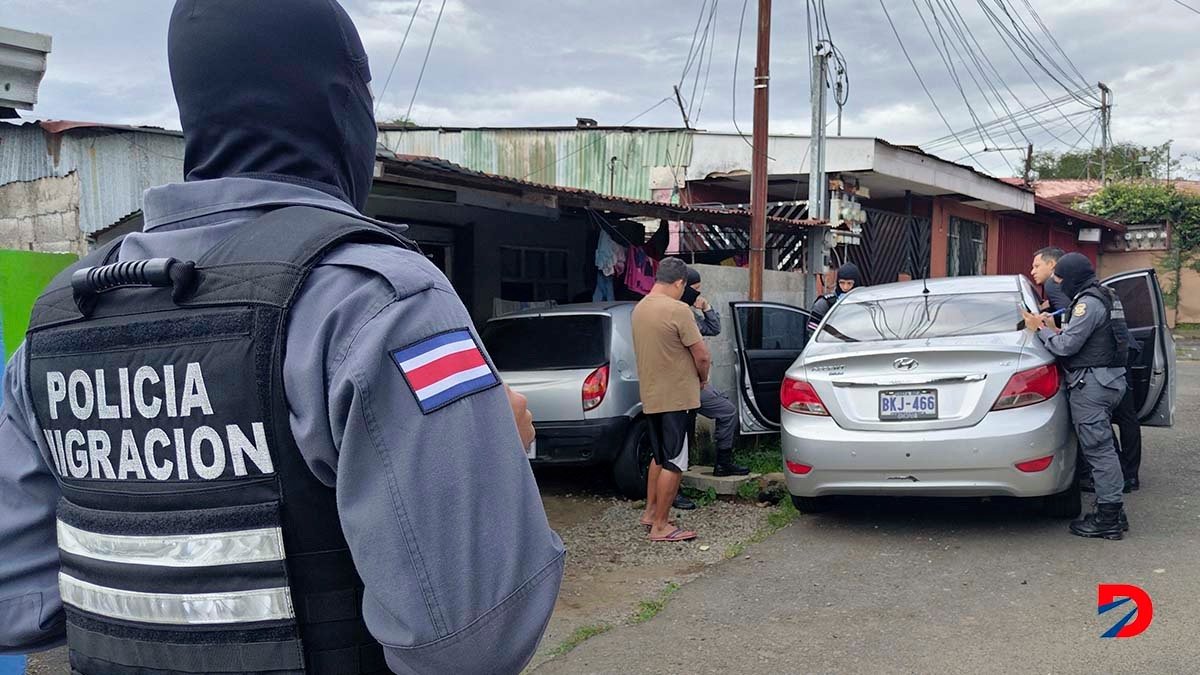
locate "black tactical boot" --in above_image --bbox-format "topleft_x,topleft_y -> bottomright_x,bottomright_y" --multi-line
712,450 -> 751,477
1069,503 -> 1125,540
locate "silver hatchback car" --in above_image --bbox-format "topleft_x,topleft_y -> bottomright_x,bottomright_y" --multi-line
728,270 -> 1175,516
481,302 -> 653,498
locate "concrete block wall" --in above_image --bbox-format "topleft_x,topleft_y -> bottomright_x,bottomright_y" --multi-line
0,174 -> 86,256
689,263 -> 806,448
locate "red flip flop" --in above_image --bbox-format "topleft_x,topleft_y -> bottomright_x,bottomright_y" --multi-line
649,527 -> 698,542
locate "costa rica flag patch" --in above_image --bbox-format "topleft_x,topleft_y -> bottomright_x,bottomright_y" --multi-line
390,329 -> 501,414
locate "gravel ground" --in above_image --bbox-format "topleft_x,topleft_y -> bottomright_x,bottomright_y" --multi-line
528,493 -> 777,671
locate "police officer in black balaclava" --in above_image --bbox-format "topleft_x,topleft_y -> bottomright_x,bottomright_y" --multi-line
808,262 -> 861,334
1023,253 -> 1130,540
0,2 -> 563,673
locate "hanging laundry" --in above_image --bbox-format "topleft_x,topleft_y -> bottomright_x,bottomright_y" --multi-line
595,229 -> 619,276
592,271 -> 615,302
624,245 -> 658,296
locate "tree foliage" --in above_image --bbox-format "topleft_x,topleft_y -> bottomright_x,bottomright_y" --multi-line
1032,142 -> 1177,181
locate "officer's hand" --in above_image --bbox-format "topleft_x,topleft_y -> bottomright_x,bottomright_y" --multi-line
1021,310 -> 1044,332
696,296 -> 711,312
506,384 -> 535,450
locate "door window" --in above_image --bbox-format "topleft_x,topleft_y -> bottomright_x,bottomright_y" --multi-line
1108,276 -> 1157,329
735,305 -> 809,350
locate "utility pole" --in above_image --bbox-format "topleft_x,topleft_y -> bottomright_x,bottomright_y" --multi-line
803,43 -> 831,307
1023,143 -> 1034,186
748,0 -> 772,302
835,80 -> 844,136
1099,82 -> 1111,183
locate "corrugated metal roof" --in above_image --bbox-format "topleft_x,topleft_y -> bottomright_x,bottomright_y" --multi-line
379,154 -> 824,230
378,127 -> 692,201
0,122 -> 183,234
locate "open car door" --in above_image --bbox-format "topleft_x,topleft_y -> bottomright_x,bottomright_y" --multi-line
1102,268 -> 1175,426
730,302 -> 812,434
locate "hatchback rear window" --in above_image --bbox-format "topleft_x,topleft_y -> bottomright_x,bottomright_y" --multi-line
481,314 -> 610,370
817,292 -> 1025,343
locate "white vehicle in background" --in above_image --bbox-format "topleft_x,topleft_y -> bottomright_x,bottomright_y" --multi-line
729,270 -> 1175,516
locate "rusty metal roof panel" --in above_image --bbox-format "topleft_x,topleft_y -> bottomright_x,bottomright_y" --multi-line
379,127 -> 692,201
0,122 -> 184,234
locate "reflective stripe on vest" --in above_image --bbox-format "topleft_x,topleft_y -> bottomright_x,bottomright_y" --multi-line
57,520 -> 285,568
59,573 -> 295,625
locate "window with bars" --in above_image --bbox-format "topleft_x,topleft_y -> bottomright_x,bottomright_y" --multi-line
948,217 -> 987,277
500,246 -> 570,302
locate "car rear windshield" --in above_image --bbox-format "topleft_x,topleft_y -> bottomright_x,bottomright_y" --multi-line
816,292 -> 1025,343
481,314 -> 610,370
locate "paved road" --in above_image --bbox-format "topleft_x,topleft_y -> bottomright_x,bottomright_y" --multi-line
537,364 -> 1200,675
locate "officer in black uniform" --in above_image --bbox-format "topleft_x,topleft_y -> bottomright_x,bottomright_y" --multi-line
0,2 -> 563,673
808,262 -> 861,335
1023,253 -> 1130,540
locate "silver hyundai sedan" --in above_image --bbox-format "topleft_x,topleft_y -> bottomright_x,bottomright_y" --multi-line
729,270 -> 1175,518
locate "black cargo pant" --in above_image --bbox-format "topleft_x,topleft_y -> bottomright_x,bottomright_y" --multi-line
1111,387 -> 1142,482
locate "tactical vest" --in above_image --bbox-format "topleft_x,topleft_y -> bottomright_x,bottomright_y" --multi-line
24,206 -> 413,675
1063,284 -> 1130,371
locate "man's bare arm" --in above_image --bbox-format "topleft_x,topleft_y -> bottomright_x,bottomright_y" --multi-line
688,340 -> 712,386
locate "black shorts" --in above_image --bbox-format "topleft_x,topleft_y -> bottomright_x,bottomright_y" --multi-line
647,410 -> 695,474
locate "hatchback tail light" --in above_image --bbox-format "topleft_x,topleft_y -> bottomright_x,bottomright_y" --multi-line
992,364 -> 1059,411
781,376 -> 829,416
786,460 -> 813,475
582,364 -> 610,411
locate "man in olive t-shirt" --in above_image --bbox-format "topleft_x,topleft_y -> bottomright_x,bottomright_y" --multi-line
632,257 -> 711,542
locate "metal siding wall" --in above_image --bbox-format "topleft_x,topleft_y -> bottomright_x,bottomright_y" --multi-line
380,128 -> 692,200
996,216 -> 1045,276
0,125 -> 183,234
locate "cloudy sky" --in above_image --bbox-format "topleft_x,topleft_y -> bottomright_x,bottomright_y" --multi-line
8,0 -> 1200,178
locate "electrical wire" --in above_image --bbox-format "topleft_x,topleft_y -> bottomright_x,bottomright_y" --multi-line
1171,0 -> 1200,14
401,0 -> 447,130
730,0 -> 755,149
374,0 -> 425,116
878,0 -> 987,169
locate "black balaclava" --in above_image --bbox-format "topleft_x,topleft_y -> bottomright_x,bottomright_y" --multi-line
168,0 -> 377,211
835,262 -> 861,296
686,268 -> 701,286
1054,252 -> 1097,300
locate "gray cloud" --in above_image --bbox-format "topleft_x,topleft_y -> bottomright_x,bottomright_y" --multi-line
8,0 -> 1199,177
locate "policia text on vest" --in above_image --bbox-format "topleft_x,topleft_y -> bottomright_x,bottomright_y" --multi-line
39,362 -> 273,481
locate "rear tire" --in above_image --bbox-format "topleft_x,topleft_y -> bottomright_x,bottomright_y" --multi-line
612,417 -> 653,499
1042,477 -> 1082,518
791,495 -> 833,513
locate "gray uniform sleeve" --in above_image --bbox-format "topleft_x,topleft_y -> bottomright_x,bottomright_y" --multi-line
284,245 -> 564,675
1037,296 -> 1107,358
0,344 -> 67,654
695,308 -> 721,337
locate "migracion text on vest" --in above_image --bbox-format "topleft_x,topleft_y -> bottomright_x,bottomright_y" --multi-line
39,363 -> 274,481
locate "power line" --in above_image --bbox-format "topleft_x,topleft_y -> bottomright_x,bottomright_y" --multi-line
878,0 -> 986,168
1016,0 -> 1092,91
994,0 -> 1093,96
679,0 -> 712,90
730,0 -> 754,149
1171,0 -> 1200,14
374,0 -> 425,116
402,0 -> 447,128
908,0 -> 1017,173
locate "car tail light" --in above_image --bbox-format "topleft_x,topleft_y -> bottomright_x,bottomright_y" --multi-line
780,376 -> 829,416
786,460 -> 813,475
1015,455 -> 1055,473
582,364 -> 609,411
992,364 -> 1059,411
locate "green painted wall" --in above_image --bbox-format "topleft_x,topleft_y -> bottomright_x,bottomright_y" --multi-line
0,250 -> 77,360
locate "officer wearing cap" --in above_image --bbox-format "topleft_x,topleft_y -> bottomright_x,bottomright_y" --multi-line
1023,252 -> 1130,540
808,262 -> 861,335
0,2 -> 563,673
